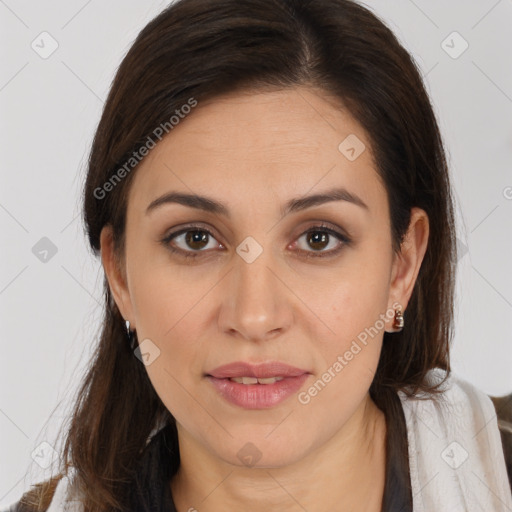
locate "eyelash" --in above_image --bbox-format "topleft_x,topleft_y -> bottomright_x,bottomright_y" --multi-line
161,222 -> 351,260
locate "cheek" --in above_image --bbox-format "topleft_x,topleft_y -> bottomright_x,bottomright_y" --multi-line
295,271 -> 390,433
318,241 -> 391,323
125,255 -> 208,384
131,269 -> 208,420
309,246 -> 392,377
128,247 -> 211,340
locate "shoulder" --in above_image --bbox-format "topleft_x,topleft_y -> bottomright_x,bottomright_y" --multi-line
490,392 -> 512,492
398,368 -> 512,494
425,368 -> 512,489
0,475 -> 61,512
2,471 -> 82,512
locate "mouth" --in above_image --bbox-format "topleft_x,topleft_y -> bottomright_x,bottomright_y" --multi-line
205,361 -> 311,409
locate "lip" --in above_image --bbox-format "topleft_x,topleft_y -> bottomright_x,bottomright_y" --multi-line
206,361 -> 309,379
206,374 -> 310,409
205,361 -> 311,409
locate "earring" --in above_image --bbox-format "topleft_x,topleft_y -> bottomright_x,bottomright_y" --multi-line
125,320 -> 137,350
393,307 -> 404,331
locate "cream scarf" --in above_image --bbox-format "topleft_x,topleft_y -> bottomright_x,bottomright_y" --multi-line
43,369 -> 512,511
398,368 -> 512,511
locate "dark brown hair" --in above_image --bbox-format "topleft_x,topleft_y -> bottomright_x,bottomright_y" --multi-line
15,0 -> 457,510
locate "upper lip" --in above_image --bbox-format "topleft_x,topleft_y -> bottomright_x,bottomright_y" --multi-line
207,361 -> 310,379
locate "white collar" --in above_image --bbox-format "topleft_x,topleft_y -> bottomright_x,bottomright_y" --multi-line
399,368 -> 512,510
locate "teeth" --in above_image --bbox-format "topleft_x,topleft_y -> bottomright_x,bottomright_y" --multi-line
229,376 -> 285,385
257,376 -> 284,384
233,376 -> 258,385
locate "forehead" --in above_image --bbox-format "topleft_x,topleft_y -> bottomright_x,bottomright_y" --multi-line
127,86 -> 384,216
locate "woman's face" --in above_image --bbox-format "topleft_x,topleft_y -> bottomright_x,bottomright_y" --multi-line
101,86 -> 428,467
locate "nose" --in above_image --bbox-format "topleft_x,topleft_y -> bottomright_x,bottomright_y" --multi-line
217,246 -> 293,343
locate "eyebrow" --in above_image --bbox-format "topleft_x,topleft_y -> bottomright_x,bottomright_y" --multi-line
145,186 -> 369,218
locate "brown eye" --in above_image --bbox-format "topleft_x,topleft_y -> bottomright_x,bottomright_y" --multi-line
184,230 -> 211,250
294,224 -> 351,258
306,231 -> 330,251
163,227 -> 222,258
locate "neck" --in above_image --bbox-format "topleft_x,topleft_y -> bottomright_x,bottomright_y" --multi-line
170,394 -> 387,512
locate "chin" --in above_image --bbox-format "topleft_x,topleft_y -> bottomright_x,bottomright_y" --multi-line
213,433 -> 311,469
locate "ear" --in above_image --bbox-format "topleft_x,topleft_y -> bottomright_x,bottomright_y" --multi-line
100,225 -> 135,329
387,207 -> 429,324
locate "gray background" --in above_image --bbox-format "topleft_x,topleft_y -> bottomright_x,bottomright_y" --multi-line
1,0 -> 511,507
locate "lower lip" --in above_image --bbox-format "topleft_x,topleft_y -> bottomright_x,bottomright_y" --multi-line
206,374 -> 310,409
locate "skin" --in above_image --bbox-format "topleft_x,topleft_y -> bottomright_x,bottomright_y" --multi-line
100,86 -> 429,512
